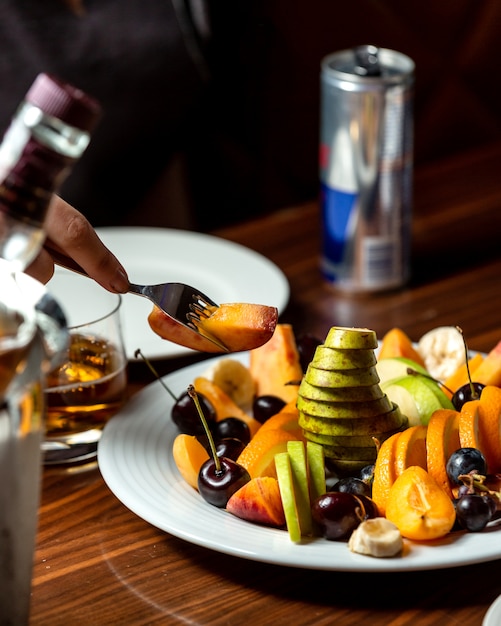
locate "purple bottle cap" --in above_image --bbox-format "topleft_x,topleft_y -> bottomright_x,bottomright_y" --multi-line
25,73 -> 102,132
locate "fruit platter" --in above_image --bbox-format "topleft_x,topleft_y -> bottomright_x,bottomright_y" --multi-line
98,324 -> 501,573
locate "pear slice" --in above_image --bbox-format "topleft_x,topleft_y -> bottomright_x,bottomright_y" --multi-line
298,379 -> 384,402
314,444 -> 379,462
311,346 -> 377,370
324,326 -> 378,350
297,394 -> 393,419
303,364 -> 380,388
274,452 -> 301,542
303,428 -> 402,448
287,441 -> 313,536
298,403 -> 407,436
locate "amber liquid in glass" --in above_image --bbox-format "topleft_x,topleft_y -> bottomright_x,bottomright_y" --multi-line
45,332 -> 127,439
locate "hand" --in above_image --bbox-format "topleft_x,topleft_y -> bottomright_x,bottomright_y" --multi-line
25,196 -> 130,293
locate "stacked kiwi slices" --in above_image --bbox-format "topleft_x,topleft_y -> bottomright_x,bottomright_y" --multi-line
297,326 -> 408,475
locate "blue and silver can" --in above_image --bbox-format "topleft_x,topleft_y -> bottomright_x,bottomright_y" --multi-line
320,46 -> 415,292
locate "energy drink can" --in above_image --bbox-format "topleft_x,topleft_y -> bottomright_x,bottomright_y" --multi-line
320,46 -> 415,293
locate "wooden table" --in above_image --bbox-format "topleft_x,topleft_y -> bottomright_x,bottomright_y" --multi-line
30,141 -> 501,625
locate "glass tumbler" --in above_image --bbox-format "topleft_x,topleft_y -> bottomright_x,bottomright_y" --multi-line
43,272 -> 128,465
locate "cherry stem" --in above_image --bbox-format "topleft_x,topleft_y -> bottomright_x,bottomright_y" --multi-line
188,384 -> 221,473
406,367 -> 454,395
134,348 -> 177,401
455,326 -> 480,400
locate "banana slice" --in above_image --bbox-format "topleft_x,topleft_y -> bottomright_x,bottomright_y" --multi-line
417,326 -> 465,381
202,358 -> 256,409
348,517 -> 403,558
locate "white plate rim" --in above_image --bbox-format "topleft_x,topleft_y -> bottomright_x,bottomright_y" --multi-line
50,227 -> 290,361
98,352 -> 501,573
484,594 -> 501,626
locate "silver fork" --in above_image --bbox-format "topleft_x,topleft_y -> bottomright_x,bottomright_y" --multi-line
46,248 -> 228,352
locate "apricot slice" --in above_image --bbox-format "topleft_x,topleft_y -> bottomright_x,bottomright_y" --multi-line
193,376 -> 261,438
172,434 -> 210,490
148,302 -> 278,354
385,466 -> 456,541
226,476 -> 286,527
426,408 -> 461,498
442,353 -> 484,398
195,302 -> 278,352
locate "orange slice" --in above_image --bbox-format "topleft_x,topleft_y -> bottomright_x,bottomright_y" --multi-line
386,466 -> 456,541
256,409 -> 304,440
371,431 -> 400,517
426,408 -> 460,498
477,385 -> 501,473
394,424 -> 428,476
459,399 -> 482,450
236,428 -> 300,479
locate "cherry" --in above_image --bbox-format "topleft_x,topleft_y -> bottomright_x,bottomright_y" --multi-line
311,491 -> 376,541
252,395 -> 286,424
172,390 -> 216,435
296,333 -> 322,372
198,457 -> 250,508
216,437 -> 247,461
213,417 -> 251,445
188,385 -> 250,508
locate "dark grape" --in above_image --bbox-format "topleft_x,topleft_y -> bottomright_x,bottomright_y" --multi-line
359,464 -> 375,486
296,333 -> 323,372
252,395 -> 286,424
311,491 -> 376,541
213,417 -> 251,445
171,391 -> 216,435
198,457 -> 250,508
455,494 -> 494,532
446,448 -> 488,484
334,476 -> 371,498
216,437 -> 246,461
451,382 -> 485,410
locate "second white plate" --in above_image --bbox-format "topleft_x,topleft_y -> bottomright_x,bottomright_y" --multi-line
48,227 -> 290,360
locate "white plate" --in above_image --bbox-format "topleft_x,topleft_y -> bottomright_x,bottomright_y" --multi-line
98,353 -> 501,573
48,227 -> 289,360
484,595 -> 501,626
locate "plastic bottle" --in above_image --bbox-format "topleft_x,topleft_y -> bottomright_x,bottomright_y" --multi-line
0,73 -> 101,270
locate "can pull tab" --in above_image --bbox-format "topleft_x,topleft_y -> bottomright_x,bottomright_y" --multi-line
353,45 -> 381,76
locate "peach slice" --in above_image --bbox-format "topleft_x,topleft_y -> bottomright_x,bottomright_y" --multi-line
249,323 -> 303,404
195,303 -> 278,352
172,434 -> 210,490
226,476 -> 286,527
385,466 -> 456,541
148,302 -> 278,354
378,328 -> 426,368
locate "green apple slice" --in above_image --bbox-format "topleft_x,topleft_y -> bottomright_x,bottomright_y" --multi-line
417,376 -> 455,410
306,441 -> 326,502
381,375 -> 444,426
376,356 -> 428,385
274,452 -> 301,542
311,346 -> 377,370
287,441 -> 313,536
324,327 -> 378,350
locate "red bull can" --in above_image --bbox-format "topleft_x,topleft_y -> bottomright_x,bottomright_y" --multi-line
320,45 -> 415,293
